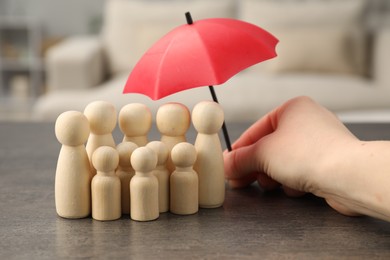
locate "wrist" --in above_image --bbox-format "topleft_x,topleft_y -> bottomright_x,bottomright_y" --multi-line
316,139 -> 390,221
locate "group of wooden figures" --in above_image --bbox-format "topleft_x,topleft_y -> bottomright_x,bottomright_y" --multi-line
55,100 -> 226,221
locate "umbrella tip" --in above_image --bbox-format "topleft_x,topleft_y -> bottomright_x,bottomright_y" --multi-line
185,12 -> 193,25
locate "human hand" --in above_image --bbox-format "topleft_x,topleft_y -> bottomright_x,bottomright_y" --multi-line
224,96 -> 360,216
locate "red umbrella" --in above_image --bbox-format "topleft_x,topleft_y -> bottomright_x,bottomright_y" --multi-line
123,12 -> 278,151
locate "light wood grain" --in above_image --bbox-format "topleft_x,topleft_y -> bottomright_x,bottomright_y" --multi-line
119,103 -> 152,147
192,101 -> 225,208
54,111 -> 91,219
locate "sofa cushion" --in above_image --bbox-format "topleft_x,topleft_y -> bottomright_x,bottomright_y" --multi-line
240,0 -> 368,76
266,27 -> 366,75
102,0 -> 236,75
240,0 -> 367,29
34,72 -> 387,123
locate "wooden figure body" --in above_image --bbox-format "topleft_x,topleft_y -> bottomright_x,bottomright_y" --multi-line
91,146 -> 121,221
146,141 -> 169,213
119,103 -> 152,146
84,101 -> 117,176
130,147 -> 159,221
55,111 -> 91,219
192,101 -> 225,208
170,142 -> 198,215
156,102 -> 190,173
116,142 -> 138,214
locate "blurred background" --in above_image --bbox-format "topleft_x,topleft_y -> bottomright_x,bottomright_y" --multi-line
0,0 -> 390,122
0,0 -> 105,120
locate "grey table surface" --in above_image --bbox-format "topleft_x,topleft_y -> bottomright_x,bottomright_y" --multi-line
1,122 -> 390,259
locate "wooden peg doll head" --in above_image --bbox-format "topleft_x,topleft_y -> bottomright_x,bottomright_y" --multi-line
131,147 -> 158,173
171,142 -> 197,168
146,141 -> 169,167
84,101 -> 117,135
92,146 -> 119,173
192,101 -> 224,134
156,102 -> 191,136
116,142 -> 138,169
55,111 -> 90,146
119,103 -> 152,137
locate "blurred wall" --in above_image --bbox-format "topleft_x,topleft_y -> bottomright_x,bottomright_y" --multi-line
0,0 -> 389,38
0,0 -> 106,37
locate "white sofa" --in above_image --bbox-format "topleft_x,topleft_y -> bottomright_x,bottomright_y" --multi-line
33,0 -> 390,122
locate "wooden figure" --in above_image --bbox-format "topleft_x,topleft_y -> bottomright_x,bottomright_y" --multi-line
84,101 -> 117,177
170,142 -> 198,215
55,111 -> 91,219
156,102 -> 190,173
116,142 -> 138,215
130,147 -> 159,221
192,101 -> 225,208
91,146 -> 121,221
118,103 -> 152,147
146,141 -> 169,213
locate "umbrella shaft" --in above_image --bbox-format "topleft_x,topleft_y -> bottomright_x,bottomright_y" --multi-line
185,12 -> 193,25
208,86 -> 232,152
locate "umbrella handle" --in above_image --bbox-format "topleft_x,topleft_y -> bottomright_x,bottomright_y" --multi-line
185,12 -> 193,25
208,86 -> 232,152
187,11 -> 231,152
186,14 -> 231,151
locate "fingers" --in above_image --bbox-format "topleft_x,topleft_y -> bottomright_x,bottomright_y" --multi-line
228,173 -> 257,188
256,172 -> 280,191
232,112 -> 277,150
224,110 -> 280,189
224,141 -> 282,191
224,143 -> 260,181
225,139 -> 306,194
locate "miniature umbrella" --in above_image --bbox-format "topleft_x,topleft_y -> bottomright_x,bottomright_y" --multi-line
123,12 -> 278,151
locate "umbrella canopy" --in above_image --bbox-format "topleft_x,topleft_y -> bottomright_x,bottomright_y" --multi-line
123,13 -> 278,151
123,15 -> 278,99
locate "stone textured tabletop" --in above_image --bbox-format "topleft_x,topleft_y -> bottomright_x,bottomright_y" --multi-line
1,122 -> 390,259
